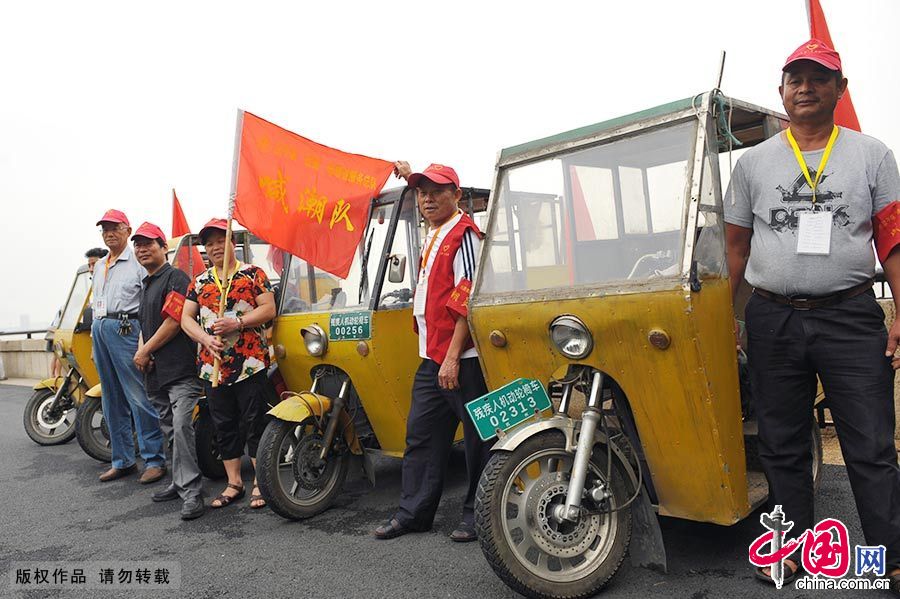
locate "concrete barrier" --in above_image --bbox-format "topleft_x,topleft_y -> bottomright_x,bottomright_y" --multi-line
0,339 -> 52,380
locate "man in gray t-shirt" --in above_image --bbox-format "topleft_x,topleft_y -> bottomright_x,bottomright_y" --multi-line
726,127 -> 900,296
725,39 -> 900,590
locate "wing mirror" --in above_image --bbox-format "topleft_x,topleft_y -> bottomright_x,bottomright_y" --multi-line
388,254 -> 407,284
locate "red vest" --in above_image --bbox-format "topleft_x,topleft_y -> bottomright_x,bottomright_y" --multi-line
415,213 -> 482,365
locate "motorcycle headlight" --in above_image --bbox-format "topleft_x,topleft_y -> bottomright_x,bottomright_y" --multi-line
301,324 -> 328,357
549,315 -> 593,359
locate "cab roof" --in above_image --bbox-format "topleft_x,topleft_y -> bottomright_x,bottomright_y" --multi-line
499,94 -> 788,164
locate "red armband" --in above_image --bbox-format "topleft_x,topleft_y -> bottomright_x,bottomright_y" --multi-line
874,201 -> 900,263
446,278 -> 473,318
162,290 -> 186,321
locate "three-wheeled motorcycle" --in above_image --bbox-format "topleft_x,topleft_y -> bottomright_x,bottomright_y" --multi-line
24,264 -> 97,446
255,186 -> 489,520
466,92 -> 823,599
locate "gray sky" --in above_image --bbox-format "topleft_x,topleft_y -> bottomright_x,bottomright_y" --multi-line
2,0 -> 898,329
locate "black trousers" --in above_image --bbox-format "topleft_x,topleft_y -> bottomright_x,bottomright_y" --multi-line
396,358 -> 492,529
205,371 -> 270,460
746,290 -> 900,566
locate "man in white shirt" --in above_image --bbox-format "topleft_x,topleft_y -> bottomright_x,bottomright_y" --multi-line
374,163 -> 490,543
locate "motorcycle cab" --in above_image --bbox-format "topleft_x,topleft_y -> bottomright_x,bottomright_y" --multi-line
256,185 -> 489,520
24,264 -> 98,446
466,92 -> 823,599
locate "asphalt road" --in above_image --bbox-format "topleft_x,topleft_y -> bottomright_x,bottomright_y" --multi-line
0,382 -> 883,598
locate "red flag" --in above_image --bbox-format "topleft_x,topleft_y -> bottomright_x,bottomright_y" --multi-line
231,111 -> 395,279
808,0 -> 861,131
171,190 -> 206,277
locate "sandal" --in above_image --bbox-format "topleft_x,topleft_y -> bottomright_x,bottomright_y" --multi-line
249,486 -> 266,509
754,560 -> 802,586
887,571 -> 900,596
210,483 -> 245,509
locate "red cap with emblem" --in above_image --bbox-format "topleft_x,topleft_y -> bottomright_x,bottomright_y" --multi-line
408,164 -> 460,189
131,222 -> 166,242
783,38 -> 842,72
96,209 -> 130,227
198,218 -> 229,243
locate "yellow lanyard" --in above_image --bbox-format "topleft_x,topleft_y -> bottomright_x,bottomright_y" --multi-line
419,211 -> 462,276
419,225 -> 445,277
212,261 -> 241,303
786,125 -> 839,204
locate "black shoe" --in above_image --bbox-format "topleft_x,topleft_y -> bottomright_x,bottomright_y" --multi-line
449,522 -> 477,543
373,518 -> 414,540
151,485 -> 179,503
180,496 -> 206,520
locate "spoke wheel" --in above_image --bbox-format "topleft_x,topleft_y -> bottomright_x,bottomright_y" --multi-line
24,388 -> 77,445
194,408 -> 226,480
75,396 -> 112,462
475,431 -> 632,599
256,418 -> 350,520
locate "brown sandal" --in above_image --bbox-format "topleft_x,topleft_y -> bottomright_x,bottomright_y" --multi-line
249,486 -> 266,509
211,483 -> 245,508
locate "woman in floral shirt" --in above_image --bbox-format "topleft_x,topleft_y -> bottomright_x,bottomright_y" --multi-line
181,219 -> 276,510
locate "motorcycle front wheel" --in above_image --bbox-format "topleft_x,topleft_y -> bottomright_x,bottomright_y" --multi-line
23,388 -> 77,446
256,417 -> 350,521
475,430 -> 632,599
75,396 -> 112,462
194,405 -> 226,480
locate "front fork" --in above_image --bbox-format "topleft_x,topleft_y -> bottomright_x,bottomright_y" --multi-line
312,375 -> 350,462
49,368 -> 81,413
554,370 -> 607,523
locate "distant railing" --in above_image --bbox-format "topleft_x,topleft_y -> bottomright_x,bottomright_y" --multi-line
0,327 -> 49,340
875,271 -> 891,300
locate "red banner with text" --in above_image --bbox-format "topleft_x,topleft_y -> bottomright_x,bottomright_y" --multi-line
232,112 -> 394,279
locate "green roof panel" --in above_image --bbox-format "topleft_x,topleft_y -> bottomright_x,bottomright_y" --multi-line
500,96 -> 696,162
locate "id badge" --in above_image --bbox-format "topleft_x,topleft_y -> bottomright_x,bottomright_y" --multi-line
796,211 -> 832,255
413,280 -> 427,317
220,311 -> 240,349
94,298 -> 107,319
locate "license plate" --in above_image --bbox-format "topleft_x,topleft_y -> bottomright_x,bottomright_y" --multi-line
465,378 -> 553,441
329,311 -> 372,341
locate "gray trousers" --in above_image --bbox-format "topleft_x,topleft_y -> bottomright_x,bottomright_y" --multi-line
148,376 -> 203,499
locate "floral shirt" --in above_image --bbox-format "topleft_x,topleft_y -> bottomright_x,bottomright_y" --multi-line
186,262 -> 272,386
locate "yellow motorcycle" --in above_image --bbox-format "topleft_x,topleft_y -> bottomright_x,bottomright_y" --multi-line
255,186 -> 489,519
466,92 -> 823,599
24,265 -> 96,446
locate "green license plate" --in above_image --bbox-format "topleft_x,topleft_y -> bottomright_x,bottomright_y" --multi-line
329,311 -> 372,341
465,378 -> 552,441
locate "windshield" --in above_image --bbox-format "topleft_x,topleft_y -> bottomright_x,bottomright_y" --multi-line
479,120 -> 697,295
59,270 -> 92,329
281,201 -> 402,313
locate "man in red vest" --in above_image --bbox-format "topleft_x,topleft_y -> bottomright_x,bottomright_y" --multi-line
374,162 -> 490,543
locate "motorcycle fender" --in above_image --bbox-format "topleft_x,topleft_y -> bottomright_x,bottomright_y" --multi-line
268,392 -> 362,455
490,414 -> 641,495
33,377 -> 64,391
85,384 -> 102,398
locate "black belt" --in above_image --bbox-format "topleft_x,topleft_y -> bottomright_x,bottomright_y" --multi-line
100,312 -> 139,320
753,279 -> 873,310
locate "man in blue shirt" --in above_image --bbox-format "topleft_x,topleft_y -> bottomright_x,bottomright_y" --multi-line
91,209 -> 166,483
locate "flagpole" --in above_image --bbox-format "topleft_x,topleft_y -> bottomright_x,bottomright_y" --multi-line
211,109 -> 245,388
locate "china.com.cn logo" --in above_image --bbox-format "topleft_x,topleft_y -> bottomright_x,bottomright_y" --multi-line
748,505 -> 886,590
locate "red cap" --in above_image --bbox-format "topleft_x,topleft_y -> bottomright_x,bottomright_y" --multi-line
96,209 -> 130,227
131,222 -> 166,242
783,38 -> 842,72
407,164 -> 460,189
198,218 -> 228,243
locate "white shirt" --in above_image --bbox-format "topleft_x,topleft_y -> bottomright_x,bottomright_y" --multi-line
416,211 -> 481,361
